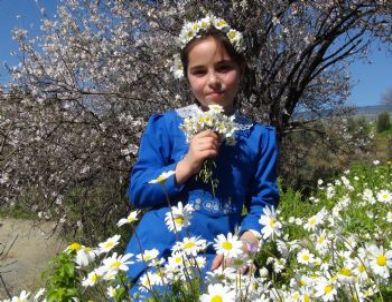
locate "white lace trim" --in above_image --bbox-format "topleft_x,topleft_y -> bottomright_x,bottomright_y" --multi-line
175,104 -> 253,131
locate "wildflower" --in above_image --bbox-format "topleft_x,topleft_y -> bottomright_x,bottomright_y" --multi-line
33,288 -> 45,301
200,283 -> 236,302
297,249 -> 315,265
82,270 -> 102,287
66,242 -> 82,253
385,211 -> 392,223
259,206 -> 282,239
362,188 -> 376,204
10,290 -> 30,302
106,285 -> 120,298
303,208 -> 326,231
136,248 -> 159,264
164,201 -> 194,232
373,160 -> 380,165
102,252 -> 134,274
97,234 -> 121,254
314,278 -> 337,301
148,170 -> 176,184
117,210 -> 140,227
75,245 -> 96,267
376,189 -> 392,204
213,232 -> 243,258
172,236 -> 207,256
367,245 -> 392,278
326,185 -> 335,199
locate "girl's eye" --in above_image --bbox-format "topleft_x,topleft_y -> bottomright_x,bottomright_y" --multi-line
192,70 -> 206,76
217,65 -> 233,72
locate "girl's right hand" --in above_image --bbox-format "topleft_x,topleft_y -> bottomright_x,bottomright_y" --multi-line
175,129 -> 220,185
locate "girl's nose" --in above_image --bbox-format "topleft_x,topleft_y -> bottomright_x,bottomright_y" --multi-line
207,71 -> 221,88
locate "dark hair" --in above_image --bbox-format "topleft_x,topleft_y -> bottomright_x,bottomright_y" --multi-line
180,27 -> 246,81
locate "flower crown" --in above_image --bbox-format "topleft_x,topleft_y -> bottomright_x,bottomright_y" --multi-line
171,15 -> 244,79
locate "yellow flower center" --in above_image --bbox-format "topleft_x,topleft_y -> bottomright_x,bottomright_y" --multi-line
299,279 -> 307,287
358,264 -> 366,272
111,260 -> 122,269
103,242 -> 114,249
304,294 -> 310,302
222,241 -> 233,250
227,31 -> 237,40
174,216 -> 185,225
68,242 -> 81,252
90,273 -> 99,283
216,20 -> 227,27
318,236 -> 325,244
210,295 -> 223,302
309,217 -> 316,225
302,254 -> 310,261
324,284 -> 333,294
156,175 -> 166,183
184,241 -> 195,249
268,218 -> 276,227
339,267 -> 352,277
376,255 -> 387,266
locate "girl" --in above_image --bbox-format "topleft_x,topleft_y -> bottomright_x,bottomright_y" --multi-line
126,15 -> 279,298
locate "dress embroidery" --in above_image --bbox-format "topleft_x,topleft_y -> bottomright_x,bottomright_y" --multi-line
190,197 -> 239,215
175,104 -> 253,132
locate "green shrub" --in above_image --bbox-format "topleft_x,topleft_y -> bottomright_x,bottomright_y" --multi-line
376,112 -> 391,133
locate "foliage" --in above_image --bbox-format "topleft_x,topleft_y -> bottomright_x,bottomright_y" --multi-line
43,252 -> 81,302
280,115 -> 374,194
5,161 -> 392,302
1,0 -> 391,247
377,112 -> 391,133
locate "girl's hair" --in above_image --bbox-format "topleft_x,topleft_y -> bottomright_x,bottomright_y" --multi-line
180,27 -> 246,81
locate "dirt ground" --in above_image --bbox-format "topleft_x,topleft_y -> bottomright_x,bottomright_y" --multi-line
0,218 -> 66,299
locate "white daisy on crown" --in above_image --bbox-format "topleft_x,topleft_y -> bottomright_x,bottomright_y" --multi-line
171,14 -> 245,79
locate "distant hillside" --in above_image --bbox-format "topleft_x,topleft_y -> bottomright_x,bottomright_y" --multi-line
352,105 -> 392,116
293,104 -> 392,121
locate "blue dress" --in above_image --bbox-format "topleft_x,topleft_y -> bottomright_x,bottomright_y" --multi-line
125,104 -> 279,289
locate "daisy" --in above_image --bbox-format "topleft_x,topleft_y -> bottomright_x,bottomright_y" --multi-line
148,170 -> 176,184
10,290 -> 30,302
75,245 -> 96,267
136,248 -> 160,264
314,278 -> 337,301
385,211 -> 392,223
259,206 -> 282,239
303,208 -> 326,231
297,249 -> 315,265
200,283 -> 236,302
81,269 -> 102,287
102,252 -> 134,274
172,236 -> 207,256
97,234 -> 121,254
376,189 -> 392,204
362,188 -> 376,204
213,232 -> 243,258
367,244 -> 392,278
106,285 -> 120,298
117,210 -> 140,227
164,201 -> 194,232
33,288 -> 45,301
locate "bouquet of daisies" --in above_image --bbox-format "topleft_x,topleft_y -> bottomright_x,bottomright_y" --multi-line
179,105 -> 237,195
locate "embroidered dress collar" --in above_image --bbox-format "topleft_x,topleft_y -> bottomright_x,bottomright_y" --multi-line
175,104 -> 253,133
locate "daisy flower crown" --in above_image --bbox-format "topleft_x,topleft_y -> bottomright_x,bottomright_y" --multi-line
171,15 -> 245,79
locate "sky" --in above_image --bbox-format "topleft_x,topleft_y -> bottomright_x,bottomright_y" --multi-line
0,0 -> 391,108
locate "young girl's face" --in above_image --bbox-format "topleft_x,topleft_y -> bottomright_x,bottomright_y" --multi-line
186,36 -> 241,114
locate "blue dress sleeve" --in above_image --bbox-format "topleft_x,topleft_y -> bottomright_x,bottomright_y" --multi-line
128,114 -> 185,208
240,126 -> 279,233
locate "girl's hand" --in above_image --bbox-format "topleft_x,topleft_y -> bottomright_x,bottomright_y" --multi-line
210,231 -> 259,273
176,130 -> 220,185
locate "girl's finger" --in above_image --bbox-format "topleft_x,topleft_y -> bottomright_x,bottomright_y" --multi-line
211,254 -> 224,271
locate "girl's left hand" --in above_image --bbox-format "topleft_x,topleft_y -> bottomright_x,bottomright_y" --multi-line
210,231 -> 259,273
